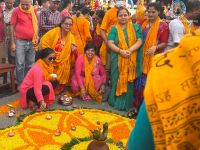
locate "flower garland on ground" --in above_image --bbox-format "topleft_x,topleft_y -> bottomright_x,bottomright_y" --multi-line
0,109 -> 135,149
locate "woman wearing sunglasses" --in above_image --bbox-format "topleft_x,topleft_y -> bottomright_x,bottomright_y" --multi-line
19,48 -> 57,111
40,16 -> 77,94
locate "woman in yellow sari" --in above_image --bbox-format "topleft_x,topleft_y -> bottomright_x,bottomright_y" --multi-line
40,16 -> 77,93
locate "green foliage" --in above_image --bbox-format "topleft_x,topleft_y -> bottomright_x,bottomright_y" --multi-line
90,122 -> 108,141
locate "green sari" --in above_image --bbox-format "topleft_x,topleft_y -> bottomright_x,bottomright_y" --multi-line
108,24 -> 143,111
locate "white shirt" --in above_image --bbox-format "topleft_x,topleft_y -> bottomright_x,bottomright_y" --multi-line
165,18 -> 184,51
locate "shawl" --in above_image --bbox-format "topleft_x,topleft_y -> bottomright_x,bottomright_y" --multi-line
115,22 -> 137,96
144,29 -> 200,149
36,59 -> 53,81
40,27 -> 75,84
141,17 -> 160,74
84,55 -> 102,102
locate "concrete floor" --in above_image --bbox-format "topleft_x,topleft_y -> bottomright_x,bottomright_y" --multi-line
0,92 -> 127,129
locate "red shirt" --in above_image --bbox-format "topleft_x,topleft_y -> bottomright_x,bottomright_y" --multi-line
11,7 -> 35,40
60,9 -> 71,18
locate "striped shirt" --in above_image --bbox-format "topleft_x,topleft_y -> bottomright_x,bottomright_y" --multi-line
39,9 -> 61,38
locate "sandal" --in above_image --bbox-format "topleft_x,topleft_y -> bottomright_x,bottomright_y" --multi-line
127,107 -> 138,119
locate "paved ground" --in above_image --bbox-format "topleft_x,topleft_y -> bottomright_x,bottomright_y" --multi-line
0,91 -> 127,129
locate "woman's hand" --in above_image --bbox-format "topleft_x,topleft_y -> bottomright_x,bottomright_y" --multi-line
39,100 -> 46,110
98,84 -> 106,95
119,50 -> 131,58
80,87 -> 86,99
11,42 -> 16,52
71,44 -> 77,52
87,15 -> 93,22
146,46 -> 157,55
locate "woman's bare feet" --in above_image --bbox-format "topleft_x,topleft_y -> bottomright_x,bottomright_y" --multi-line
27,100 -> 39,112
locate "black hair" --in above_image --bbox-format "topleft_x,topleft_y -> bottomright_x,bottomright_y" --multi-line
81,6 -> 90,15
41,0 -> 48,4
90,10 -> 95,17
76,4 -> 85,17
84,42 -> 95,52
193,13 -> 200,26
37,48 -> 54,60
62,0 -> 72,8
147,2 -> 163,12
95,10 -> 105,20
147,2 -> 165,19
117,7 -> 130,16
186,0 -> 200,13
59,16 -> 73,27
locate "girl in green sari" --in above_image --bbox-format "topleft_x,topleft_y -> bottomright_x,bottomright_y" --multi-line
108,7 -> 143,111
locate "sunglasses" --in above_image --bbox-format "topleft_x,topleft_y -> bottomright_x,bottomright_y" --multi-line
48,57 -> 56,61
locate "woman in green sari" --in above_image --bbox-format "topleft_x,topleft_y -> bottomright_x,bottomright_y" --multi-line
108,7 -> 143,111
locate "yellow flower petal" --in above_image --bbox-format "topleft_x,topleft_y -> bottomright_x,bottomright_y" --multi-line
39,144 -> 61,150
70,126 -> 90,138
53,132 -> 71,144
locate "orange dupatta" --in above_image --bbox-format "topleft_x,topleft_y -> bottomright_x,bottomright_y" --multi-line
115,22 -> 137,96
96,23 -> 107,65
84,55 -> 102,102
142,17 -> 160,74
179,15 -> 189,34
40,27 -> 75,84
19,5 -> 38,51
37,59 -> 53,81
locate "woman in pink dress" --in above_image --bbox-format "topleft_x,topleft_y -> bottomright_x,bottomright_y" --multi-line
71,42 -> 107,102
19,48 -> 57,111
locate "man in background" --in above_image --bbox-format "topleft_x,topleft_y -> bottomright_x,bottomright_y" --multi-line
11,0 -> 38,86
3,0 -> 14,64
39,0 -> 61,38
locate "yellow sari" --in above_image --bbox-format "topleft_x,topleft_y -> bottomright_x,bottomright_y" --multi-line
40,27 -> 75,84
144,29 -> 200,149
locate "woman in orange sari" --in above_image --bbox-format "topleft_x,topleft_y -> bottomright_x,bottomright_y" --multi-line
71,6 -> 92,56
40,16 -> 77,94
132,2 -> 169,111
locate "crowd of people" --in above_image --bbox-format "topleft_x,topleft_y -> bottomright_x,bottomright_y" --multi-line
0,0 -> 200,148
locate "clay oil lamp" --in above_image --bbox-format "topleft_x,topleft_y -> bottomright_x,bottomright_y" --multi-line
7,130 -> 15,137
71,124 -> 76,131
54,129 -> 61,136
46,115 -> 52,120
